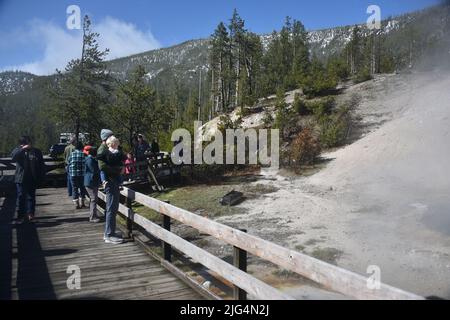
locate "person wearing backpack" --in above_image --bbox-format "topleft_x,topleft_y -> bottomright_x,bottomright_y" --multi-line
11,136 -> 45,224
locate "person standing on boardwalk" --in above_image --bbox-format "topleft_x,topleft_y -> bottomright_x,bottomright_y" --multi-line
124,152 -> 136,181
68,142 -> 87,209
135,134 -> 149,162
11,136 -> 45,224
83,146 -> 101,223
97,129 -> 124,244
63,135 -> 76,197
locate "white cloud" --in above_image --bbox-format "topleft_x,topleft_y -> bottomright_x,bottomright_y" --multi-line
95,17 -> 160,60
1,17 -> 160,75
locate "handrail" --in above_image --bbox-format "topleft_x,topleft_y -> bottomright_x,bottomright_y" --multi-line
0,157 -> 65,176
101,186 -> 424,300
97,191 -> 292,300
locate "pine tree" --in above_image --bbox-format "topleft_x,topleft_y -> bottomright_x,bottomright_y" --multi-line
229,9 -> 246,108
291,19 -> 310,84
239,32 -> 263,109
210,22 -> 231,114
347,26 -> 362,75
50,15 -> 112,143
110,65 -> 163,148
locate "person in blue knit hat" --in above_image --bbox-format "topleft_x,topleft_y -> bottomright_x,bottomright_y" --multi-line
97,129 -> 123,244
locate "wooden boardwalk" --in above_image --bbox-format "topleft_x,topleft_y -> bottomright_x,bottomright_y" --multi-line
0,188 -> 201,300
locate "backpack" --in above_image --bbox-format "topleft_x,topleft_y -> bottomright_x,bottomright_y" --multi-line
23,148 -> 45,186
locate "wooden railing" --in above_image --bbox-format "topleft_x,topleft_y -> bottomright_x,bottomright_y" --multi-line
123,154 -> 182,190
0,156 -> 65,176
99,186 -> 424,300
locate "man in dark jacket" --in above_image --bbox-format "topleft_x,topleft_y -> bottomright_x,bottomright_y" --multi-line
11,136 -> 45,224
150,138 -> 160,158
135,134 -> 149,162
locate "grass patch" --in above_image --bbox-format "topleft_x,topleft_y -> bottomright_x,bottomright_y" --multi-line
304,238 -> 325,246
132,202 -> 162,223
138,185 -> 247,218
310,247 -> 343,265
244,184 -> 279,199
130,178 -> 274,220
272,268 -> 304,279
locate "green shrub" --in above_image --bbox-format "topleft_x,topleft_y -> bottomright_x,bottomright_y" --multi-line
303,77 -> 337,98
293,93 -> 309,115
302,57 -> 338,98
217,114 -> 242,134
327,58 -> 349,81
354,68 -> 372,84
274,89 -> 289,131
262,110 -> 274,127
308,97 -> 335,118
318,105 -> 351,148
237,107 -> 251,118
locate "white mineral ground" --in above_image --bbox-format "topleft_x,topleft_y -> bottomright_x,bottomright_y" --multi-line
215,69 -> 450,299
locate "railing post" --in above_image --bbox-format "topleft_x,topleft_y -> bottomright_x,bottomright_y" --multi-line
126,197 -> 133,240
162,200 -> 172,262
233,229 -> 248,300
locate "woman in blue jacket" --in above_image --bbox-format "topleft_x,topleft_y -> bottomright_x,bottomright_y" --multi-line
83,146 -> 101,223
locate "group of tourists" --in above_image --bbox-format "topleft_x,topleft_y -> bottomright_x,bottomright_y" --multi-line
11,130 -> 160,245
64,129 -> 142,244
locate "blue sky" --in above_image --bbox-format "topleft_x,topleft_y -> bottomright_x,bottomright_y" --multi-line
0,0 -> 440,75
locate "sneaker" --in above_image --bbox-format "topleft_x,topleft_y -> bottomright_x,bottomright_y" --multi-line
27,214 -> 35,222
73,199 -> 81,209
80,198 -> 86,208
104,236 -> 124,244
89,218 -> 100,223
103,232 -> 122,240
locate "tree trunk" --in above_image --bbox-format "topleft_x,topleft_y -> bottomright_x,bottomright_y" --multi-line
75,118 -> 80,145
235,47 -> 240,107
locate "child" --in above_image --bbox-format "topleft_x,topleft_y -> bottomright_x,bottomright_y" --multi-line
124,152 -> 136,181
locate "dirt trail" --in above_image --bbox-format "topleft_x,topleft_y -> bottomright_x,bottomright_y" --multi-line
216,71 -> 450,299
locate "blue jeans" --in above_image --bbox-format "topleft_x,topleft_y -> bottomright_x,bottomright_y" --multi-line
16,183 -> 36,218
71,176 -> 87,201
104,179 -> 120,238
66,169 -> 72,197
101,171 -> 123,185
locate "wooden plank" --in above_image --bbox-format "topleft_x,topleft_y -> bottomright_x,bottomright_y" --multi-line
160,260 -> 222,301
110,201 -> 292,300
56,275 -> 188,300
4,187 -> 201,300
118,186 -> 423,300
130,231 -> 221,300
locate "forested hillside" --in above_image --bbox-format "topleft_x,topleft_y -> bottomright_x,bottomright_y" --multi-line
0,3 -> 449,154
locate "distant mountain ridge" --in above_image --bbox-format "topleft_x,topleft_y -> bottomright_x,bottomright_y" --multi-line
0,71 -> 36,95
1,4 -> 449,95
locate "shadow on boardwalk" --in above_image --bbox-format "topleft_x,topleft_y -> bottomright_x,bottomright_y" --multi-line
0,191 -> 57,299
0,188 -> 201,300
